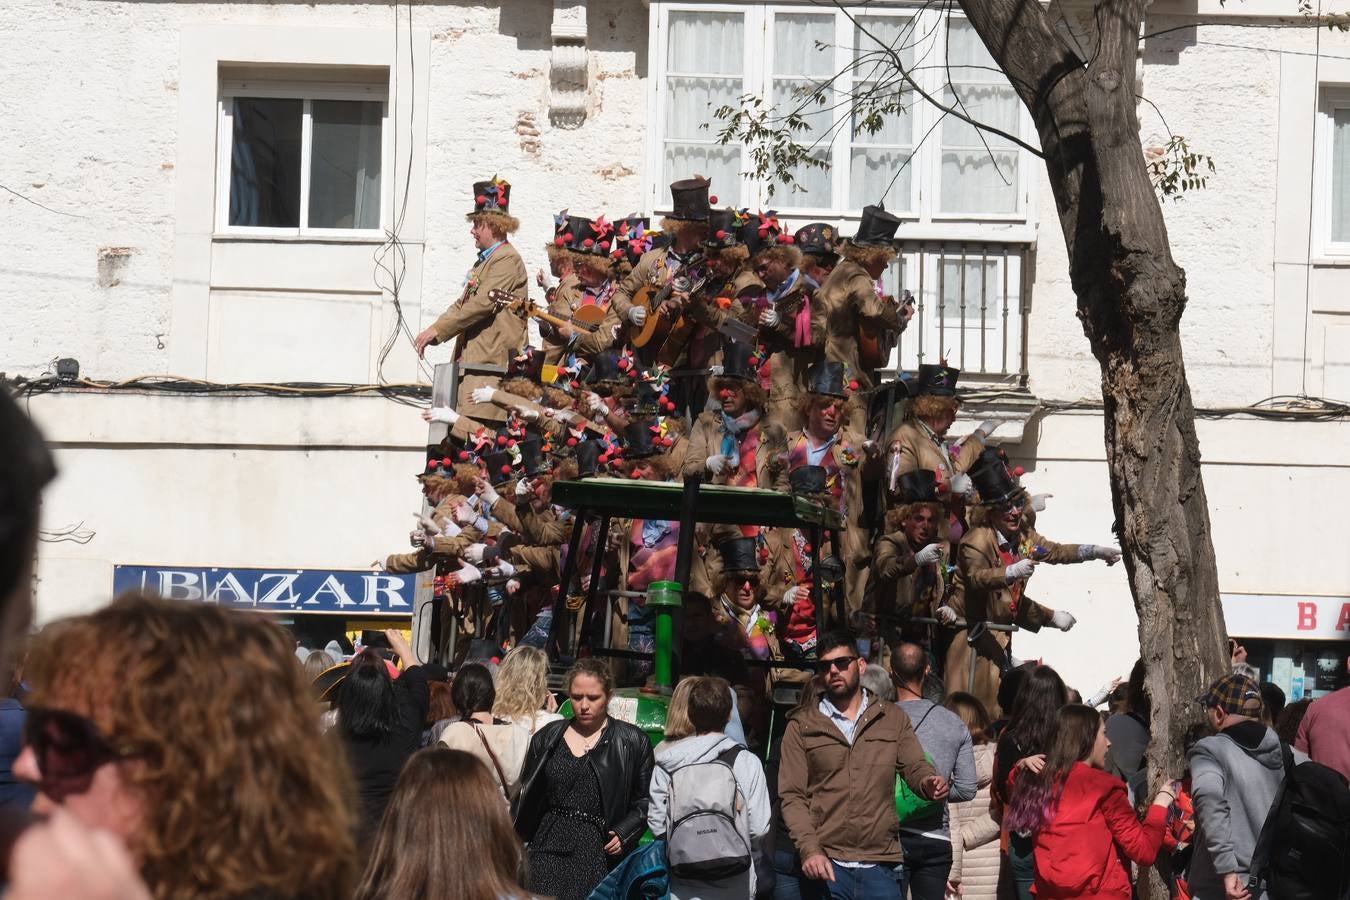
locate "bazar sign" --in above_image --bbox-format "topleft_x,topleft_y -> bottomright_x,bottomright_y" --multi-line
113,566 -> 413,616
1222,593 -> 1350,640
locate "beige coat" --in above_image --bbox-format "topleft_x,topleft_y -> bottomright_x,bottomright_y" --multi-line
759,276 -> 824,433
949,742 -> 1001,900
814,259 -> 902,392
869,531 -> 958,624
887,419 -> 985,491
541,272 -> 580,366
681,411 -> 788,491
439,719 -> 531,801
430,242 -> 529,421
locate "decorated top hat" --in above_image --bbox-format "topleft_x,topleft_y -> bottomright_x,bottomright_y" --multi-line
806,361 -> 848,399
507,347 -> 545,382
789,465 -> 828,495
896,469 -> 940,504
484,450 -> 517,486
632,381 -> 661,415
517,437 -> 550,477
585,350 -> 626,385
717,536 -> 760,576
569,216 -> 617,257
719,341 -> 760,382
969,448 -> 1023,507
794,222 -> 839,261
551,209 -> 576,244
702,208 -> 749,250
419,443 -> 455,479
669,177 -> 712,222
575,440 -> 603,477
622,419 -> 662,459
612,216 -> 652,263
914,363 -> 960,397
849,204 -> 902,247
469,176 -> 511,216
744,211 -> 794,257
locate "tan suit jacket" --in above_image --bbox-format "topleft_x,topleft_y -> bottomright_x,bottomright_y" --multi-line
815,259 -> 902,391
430,242 -> 529,421
887,420 -> 985,502
541,272 -> 581,366
760,277 -> 823,432
681,411 -> 788,491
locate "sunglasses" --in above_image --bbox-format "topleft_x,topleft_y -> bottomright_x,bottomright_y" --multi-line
23,707 -> 138,796
815,655 -> 860,674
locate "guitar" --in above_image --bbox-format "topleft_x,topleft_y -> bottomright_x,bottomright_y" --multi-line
629,253 -> 707,349
488,290 -> 608,334
857,289 -> 912,371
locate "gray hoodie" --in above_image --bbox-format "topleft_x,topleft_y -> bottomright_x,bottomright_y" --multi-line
1187,721 -> 1307,900
648,732 -> 771,900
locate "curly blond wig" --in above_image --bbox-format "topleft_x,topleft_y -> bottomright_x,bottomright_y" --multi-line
545,245 -> 573,269
708,244 -> 750,266
753,245 -> 802,270
906,393 -> 960,422
709,376 -> 768,412
468,210 -> 520,236
659,218 -> 710,241
26,593 -> 356,900
841,243 -> 897,269
565,251 -> 615,281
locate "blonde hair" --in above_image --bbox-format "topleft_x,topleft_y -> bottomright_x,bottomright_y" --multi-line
841,243 -> 896,268
467,210 -> 519,236
659,218 -> 710,241
754,245 -> 802,269
491,646 -> 552,722
906,394 -> 959,422
708,244 -> 749,265
663,678 -> 697,739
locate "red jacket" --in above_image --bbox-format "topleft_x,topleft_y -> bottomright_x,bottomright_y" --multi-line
1032,762 -> 1167,899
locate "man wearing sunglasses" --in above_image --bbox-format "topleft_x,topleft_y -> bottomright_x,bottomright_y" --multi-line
778,631 -> 950,899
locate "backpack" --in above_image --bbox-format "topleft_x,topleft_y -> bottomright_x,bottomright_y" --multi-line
894,702 -> 942,824
1247,741 -> 1350,900
663,745 -> 752,881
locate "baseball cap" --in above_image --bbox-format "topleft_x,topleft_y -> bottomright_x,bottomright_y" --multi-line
1196,673 -> 1263,716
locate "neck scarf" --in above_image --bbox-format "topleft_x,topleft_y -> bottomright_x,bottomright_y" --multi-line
719,409 -> 761,469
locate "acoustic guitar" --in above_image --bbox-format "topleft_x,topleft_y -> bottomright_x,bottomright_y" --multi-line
488,289 -> 608,333
628,253 -> 707,349
857,289 -> 913,371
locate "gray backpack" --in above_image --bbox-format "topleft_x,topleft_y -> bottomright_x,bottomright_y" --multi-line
663,745 -> 752,880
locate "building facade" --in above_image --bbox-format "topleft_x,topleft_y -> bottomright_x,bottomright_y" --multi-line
5,0 -> 1348,694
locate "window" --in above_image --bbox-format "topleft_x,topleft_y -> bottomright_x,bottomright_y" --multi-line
649,3 -> 1032,222
217,77 -> 388,236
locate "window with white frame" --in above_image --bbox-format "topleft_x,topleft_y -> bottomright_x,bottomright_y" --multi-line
217,74 -> 389,236
649,3 -> 1031,222
1317,87 -> 1350,255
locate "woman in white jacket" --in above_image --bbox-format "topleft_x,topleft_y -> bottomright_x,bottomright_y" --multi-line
648,676 -> 771,900
945,692 -> 1002,900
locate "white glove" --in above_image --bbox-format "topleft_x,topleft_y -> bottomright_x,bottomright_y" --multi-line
453,563 -> 482,585
706,454 -> 730,476
782,585 -> 807,607
1005,557 -> 1037,581
506,578 -> 521,595
936,605 -> 958,626
453,503 -> 478,527
470,386 -> 497,405
707,365 -> 724,377
1030,493 -> 1052,512
440,520 -> 462,539
515,478 -> 532,499
949,472 -> 973,495
628,307 -> 648,326
1050,609 -> 1077,631
975,418 -> 1003,439
1087,544 -> 1122,565
913,543 -> 942,566
495,560 -> 517,577
585,392 -> 607,415
422,406 -> 460,425
516,407 -> 540,422
759,308 -> 780,328
464,544 -> 487,564
477,482 -> 501,506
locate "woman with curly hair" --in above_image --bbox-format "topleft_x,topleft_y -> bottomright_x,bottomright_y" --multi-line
493,646 -> 563,737
354,747 -> 536,900
14,591 -> 356,900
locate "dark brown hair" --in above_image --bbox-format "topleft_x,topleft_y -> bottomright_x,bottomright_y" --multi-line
353,748 -> 527,900
688,676 -> 733,734
566,657 -> 614,697
1006,704 -> 1101,834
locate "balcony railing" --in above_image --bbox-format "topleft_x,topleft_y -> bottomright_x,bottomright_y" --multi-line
881,240 -> 1032,386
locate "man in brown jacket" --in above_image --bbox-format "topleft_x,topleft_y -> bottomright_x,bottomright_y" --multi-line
414,177 -> 529,425
779,631 -> 948,899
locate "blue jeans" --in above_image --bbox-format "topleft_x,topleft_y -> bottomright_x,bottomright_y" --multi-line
821,862 -> 904,900
897,833 -> 953,900
772,847 -> 828,900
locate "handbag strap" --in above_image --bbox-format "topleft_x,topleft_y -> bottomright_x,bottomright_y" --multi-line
472,722 -> 512,795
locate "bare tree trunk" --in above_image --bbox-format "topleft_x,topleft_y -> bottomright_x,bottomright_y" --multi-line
960,0 -> 1229,846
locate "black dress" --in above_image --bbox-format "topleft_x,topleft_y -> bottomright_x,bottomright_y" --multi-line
525,741 -> 609,900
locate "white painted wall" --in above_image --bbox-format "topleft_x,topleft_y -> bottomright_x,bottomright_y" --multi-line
6,1 -> 1350,691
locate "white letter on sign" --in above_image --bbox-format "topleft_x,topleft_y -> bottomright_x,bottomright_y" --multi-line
361,575 -> 410,609
157,570 -> 202,601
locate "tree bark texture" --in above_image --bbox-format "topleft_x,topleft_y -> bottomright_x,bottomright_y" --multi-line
959,0 -> 1229,793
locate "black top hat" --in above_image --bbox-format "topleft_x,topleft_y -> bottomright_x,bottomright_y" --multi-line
484,450 -> 517,486
702,208 -> 747,250
794,222 -> 839,261
419,443 -> 454,479
586,350 -> 626,385
568,217 -> 618,257
576,440 -> 603,477
669,177 -> 712,222
744,211 -> 792,258
469,177 -> 511,216
717,536 -> 760,576
507,347 -> 545,382
849,204 -> 902,247
789,465 -> 828,495
969,448 -> 1022,507
622,419 -> 661,459
719,341 -> 759,382
806,361 -> 847,399
612,216 -> 652,263
632,381 -> 661,415
895,470 -> 940,504
518,437 -> 549,477
914,363 -> 960,397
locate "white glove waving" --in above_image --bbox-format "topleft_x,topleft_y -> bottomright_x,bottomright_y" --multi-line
453,502 -> 477,527
628,307 -> 648,327
936,605 -> 958,626
417,513 -> 442,536
706,454 -> 730,476
949,472 -> 973,495
1006,557 -> 1037,581
464,544 -> 487,564
422,406 -> 460,425
585,392 -> 607,415
1050,609 -> 1077,631
1093,545 -> 1122,565
913,543 -> 942,566
1030,493 -> 1053,512
475,479 -> 501,507
515,478 -> 533,499
453,563 -> 482,585
759,308 -> 781,328
440,520 -> 463,539
495,559 -> 517,578
782,585 -> 806,607
470,386 -> 497,405
976,418 -> 1003,438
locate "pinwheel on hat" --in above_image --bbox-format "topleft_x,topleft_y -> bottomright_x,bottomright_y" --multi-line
611,216 -> 653,263
467,175 -> 519,235
703,207 -> 752,251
